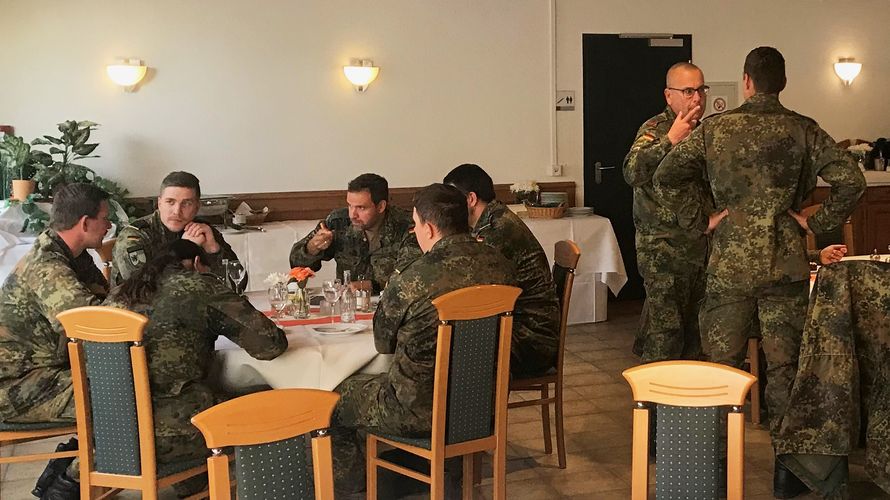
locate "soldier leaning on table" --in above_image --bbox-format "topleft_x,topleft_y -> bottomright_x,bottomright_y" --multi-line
0,183 -> 111,498
111,171 -> 242,286
623,62 -> 725,363
443,163 -> 560,378
289,173 -> 421,293
330,183 -> 516,496
654,46 -> 866,498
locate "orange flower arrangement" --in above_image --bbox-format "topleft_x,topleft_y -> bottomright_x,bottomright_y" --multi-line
289,267 -> 315,283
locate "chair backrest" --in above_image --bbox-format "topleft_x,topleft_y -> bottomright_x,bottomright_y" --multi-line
429,285 -> 521,448
552,240 -> 581,376
622,361 -> 756,500
190,389 -> 340,500
57,306 -> 156,480
801,204 -> 855,255
98,238 -> 116,281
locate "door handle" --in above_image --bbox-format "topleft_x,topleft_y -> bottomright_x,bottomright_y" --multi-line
594,162 -> 616,184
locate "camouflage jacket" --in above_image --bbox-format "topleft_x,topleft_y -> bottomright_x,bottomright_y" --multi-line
0,230 -> 108,421
111,211 -> 240,286
104,268 -> 287,437
473,201 -> 560,376
654,94 -> 866,290
372,234 -> 515,425
623,106 -> 712,268
289,206 -> 421,292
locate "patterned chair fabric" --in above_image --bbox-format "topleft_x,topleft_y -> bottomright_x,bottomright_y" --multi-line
654,404 -> 721,500
445,315 -> 500,445
235,434 -> 314,499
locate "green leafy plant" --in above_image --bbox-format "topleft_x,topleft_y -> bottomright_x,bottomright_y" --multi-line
0,135 -> 43,199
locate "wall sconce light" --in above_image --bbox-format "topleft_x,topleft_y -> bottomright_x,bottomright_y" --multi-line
833,57 -> 862,86
343,59 -> 379,92
106,58 -> 147,91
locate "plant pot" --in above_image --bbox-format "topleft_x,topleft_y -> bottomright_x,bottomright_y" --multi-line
11,180 -> 35,201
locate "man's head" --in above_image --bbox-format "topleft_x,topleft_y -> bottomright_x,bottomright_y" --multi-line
443,163 -> 495,227
158,171 -> 201,232
743,46 -> 786,98
411,183 -> 469,253
50,183 -> 111,250
664,62 -> 706,118
346,173 -> 389,231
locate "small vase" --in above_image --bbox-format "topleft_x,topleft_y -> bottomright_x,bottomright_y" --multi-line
296,285 -> 310,318
11,180 -> 35,201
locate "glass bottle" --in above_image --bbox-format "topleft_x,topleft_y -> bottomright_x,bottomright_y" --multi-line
340,270 -> 356,323
355,274 -> 370,313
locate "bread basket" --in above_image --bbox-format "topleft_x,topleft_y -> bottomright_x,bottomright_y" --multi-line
525,204 -> 566,219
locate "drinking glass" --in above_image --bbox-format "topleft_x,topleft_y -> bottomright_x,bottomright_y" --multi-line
322,279 -> 343,324
227,260 -> 248,295
267,283 -> 288,319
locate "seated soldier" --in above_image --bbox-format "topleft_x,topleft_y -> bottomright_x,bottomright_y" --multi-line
111,171 -> 242,286
330,183 -> 516,495
289,173 -> 420,292
0,183 -> 111,497
444,164 -> 560,377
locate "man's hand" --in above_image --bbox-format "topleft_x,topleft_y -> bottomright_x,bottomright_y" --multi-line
705,209 -> 729,235
819,244 -> 847,265
788,209 -> 811,234
307,223 -> 334,256
182,222 -> 220,254
667,105 -> 702,145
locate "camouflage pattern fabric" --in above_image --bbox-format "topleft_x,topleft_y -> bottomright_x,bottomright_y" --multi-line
111,211 -> 240,286
623,107 -> 711,362
104,267 -> 287,439
330,233 -> 515,494
0,230 -> 107,422
472,200 -> 560,376
775,260 -> 890,496
289,206 -> 421,292
654,93 -> 866,444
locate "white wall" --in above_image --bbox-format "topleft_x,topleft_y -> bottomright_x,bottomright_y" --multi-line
0,0 -> 553,196
556,0 -> 890,201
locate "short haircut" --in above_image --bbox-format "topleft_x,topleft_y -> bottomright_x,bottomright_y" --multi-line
665,62 -> 702,86
50,183 -> 110,231
443,163 -> 496,203
413,183 -> 469,237
160,171 -> 201,199
744,46 -> 786,94
347,173 -> 389,204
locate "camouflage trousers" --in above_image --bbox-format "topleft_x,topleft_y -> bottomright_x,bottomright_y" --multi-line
3,384 -> 75,423
331,373 -> 432,497
635,267 -> 706,362
700,277 -> 808,439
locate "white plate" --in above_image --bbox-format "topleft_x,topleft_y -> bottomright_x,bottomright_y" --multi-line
307,323 -> 367,335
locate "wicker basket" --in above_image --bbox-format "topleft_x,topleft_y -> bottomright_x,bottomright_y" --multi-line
244,211 -> 269,225
525,205 -> 566,219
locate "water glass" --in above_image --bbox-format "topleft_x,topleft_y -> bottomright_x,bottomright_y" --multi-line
267,283 -> 288,319
322,279 -> 343,323
227,260 -> 248,295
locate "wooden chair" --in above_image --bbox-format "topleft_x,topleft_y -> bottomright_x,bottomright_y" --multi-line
507,239 -> 581,469
801,204 -> 855,255
0,424 -> 77,499
191,389 -> 339,500
97,238 -> 116,281
57,306 -> 209,499
366,285 -> 522,500
623,361 -> 756,500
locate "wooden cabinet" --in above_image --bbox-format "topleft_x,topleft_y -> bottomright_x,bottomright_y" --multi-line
811,185 -> 890,255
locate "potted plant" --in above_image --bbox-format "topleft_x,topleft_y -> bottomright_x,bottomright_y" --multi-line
0,135 -> 41,201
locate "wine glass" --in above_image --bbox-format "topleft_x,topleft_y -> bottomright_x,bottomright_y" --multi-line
322,279 -> 343,324
227,260 -> 248,295
268,283 -> 288,319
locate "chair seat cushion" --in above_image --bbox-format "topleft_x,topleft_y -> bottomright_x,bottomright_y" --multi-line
157,457 -> 207,479
376,433 -> 432,450
0,421 -> 75,432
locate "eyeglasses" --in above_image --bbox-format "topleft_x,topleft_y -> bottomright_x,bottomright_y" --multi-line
667,85 -> 710,98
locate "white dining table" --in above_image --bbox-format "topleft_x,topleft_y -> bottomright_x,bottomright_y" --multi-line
214,292 -> 391,392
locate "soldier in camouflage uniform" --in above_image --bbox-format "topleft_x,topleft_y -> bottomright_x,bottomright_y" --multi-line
654,47 -> 865,497
623,62 -> 723,362
111,171 -> 241,285
290,173 -> 420,293
105,239 -> 287,496
444,164 -> 560,377
330,184 -> 515,495
0,183 -> 110,425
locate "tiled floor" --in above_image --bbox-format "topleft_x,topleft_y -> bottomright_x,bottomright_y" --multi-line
2,300 -> 887,499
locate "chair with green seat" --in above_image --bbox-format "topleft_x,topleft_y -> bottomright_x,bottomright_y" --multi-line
57,306 -> 209,499
365,284 -> 522,500
191,388 -> 339,500
0,422 -> 78,499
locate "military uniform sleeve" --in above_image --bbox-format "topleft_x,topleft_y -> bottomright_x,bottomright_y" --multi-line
623,120 -> 673,187
75,252 -> 109,299
111,226 -> 150,282
807,249 -> 821,264
205,226 -> 246,287
205,277 -> 287,360
805,128 -> 866,235
289,221 -> 332,271
393,231 -> 422,275
31,256 -> 103,331
372,271 -> 410,354
653,125 -> 710,234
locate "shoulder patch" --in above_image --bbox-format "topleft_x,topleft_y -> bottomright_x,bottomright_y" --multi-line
127,248 -> 146,267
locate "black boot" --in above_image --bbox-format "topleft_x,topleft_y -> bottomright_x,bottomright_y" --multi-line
31,438 -> 78,498
774,458 -> 810,499
41,472 -> 80,500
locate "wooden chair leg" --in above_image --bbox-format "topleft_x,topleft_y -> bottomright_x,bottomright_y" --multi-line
366,435 -> 378,500
747,338 -> 761,425
493,444 -> 506,500
541,385 -> 552,454
462,453 -> 474,500
473,452 -> 482,486
554,382 -> 566,469
431,454 -> 446,500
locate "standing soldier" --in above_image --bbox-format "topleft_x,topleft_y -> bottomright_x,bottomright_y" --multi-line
623,62 -> 726,362
654,46 -> 866,498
